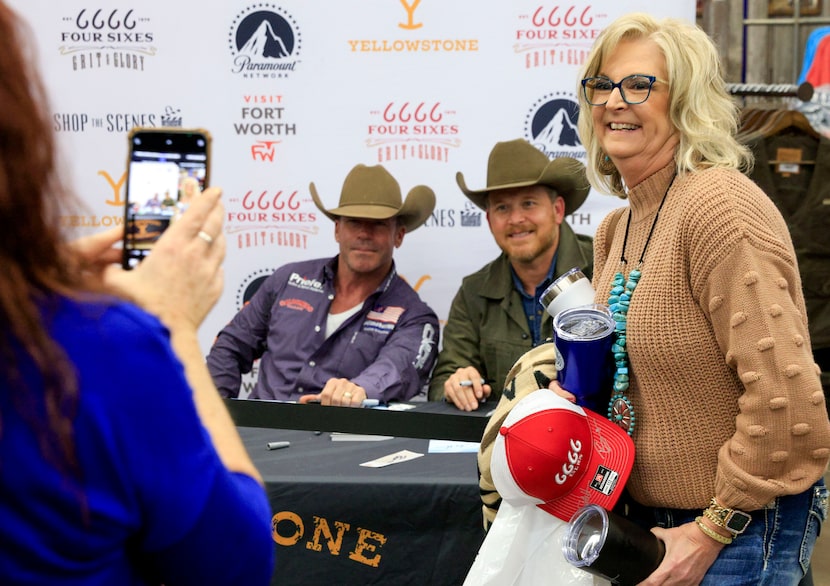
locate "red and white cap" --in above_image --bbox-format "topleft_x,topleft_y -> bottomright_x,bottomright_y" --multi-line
491,389 -> 635,522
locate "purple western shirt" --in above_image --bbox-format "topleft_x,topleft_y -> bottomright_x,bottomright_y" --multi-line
207,256 -> 439,402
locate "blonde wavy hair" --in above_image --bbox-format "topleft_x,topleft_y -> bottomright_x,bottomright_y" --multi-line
576,13 -> 753,196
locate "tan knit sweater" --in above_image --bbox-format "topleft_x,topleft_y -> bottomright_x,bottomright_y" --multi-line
477,163 -> 830,527
592,163 -> 830,511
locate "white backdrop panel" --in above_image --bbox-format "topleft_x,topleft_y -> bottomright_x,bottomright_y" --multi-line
10,0 -> 694,358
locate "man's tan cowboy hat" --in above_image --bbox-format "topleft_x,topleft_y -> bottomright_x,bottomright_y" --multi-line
456,139 -> 590,215
310,164 -> 435,233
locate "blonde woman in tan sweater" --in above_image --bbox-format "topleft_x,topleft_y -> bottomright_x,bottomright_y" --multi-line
572,12 -> 830,586
474,11 -> 829,586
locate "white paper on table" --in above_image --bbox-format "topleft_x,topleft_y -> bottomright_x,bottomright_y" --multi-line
360,449 -> 424,468
428,439 -> 481,453
381,403 -> 417,411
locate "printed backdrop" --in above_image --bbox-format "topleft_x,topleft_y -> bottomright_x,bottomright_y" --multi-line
12,1 -> 694,387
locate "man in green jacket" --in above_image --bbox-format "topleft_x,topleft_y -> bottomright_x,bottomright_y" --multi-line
428,139 -> 594,410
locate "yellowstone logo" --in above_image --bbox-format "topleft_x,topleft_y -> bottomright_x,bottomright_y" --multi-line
229,5 -> 302,78
59,163 -> 128,228
235,268 -> 275,310
57,8 -> 157,72
98,169 -> 127,207
399,0 -> 423,30
347,0 -> 478,53
524,92 -> 585,159
514,5 -> 606,69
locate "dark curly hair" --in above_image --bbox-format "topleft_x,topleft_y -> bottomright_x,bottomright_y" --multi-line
0,2 -> 85,475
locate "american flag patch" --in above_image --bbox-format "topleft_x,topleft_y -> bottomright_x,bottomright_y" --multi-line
366,306 -> 405,324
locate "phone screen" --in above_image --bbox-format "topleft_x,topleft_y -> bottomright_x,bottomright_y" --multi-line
122,128 -> 211,269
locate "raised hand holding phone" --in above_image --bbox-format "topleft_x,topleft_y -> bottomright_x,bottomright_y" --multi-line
122,127 -> 212,269
108,185 -> 225,333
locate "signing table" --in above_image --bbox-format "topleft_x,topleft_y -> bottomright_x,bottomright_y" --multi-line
229,400 -> 492,586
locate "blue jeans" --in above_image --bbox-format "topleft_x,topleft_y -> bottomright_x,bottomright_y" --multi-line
617,479 -> 828,585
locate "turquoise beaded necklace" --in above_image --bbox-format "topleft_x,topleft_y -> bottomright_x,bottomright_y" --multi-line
607,175 -> 675,435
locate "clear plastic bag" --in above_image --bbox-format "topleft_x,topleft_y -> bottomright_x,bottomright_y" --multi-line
463,501 -> 611,586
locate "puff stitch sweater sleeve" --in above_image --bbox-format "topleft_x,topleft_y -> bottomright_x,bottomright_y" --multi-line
687,168 -> 830,509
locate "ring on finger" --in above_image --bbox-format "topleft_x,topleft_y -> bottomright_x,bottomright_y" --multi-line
197,230 -> 214,244
343,392 -> 352,399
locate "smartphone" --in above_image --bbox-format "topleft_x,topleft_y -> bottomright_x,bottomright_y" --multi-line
122,127 -> 211,269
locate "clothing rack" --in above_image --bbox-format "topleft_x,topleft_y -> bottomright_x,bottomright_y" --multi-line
727,82 -> 814,102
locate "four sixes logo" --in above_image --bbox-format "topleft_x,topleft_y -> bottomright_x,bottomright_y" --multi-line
225,186 -> 319,251
229,5 -> 302,79
58,8 -> 156,72
515,5 -> 607,69
367,101 -> 461,163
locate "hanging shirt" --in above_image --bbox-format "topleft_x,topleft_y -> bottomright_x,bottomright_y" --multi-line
744,131 -> 830,350
806,34 -> 830,88
799,26 -> 830,84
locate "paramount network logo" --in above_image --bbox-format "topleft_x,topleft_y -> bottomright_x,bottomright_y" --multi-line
524,92 -> 585,159
235,268 -> 275,310
229,5 -> 302,79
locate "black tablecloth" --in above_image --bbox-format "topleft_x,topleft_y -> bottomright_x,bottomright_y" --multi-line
237,406 -> 488,585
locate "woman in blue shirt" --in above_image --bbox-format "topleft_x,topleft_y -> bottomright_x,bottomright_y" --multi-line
0,3 -> 274,584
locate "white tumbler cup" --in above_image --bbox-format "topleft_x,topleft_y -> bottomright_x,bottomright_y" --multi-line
541,267 -> 596,319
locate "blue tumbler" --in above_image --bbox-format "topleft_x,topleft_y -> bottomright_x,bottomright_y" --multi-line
552,304 -> 615,414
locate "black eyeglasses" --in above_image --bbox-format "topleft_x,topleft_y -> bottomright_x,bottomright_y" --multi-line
581,75 -> 663,106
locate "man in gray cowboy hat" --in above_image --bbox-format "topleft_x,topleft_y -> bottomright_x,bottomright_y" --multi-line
207,164 -> 439,405
428,138 -> 594,410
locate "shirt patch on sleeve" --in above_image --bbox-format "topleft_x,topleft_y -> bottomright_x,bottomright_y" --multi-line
413,323 -> 436,369
364,305 -> 405,333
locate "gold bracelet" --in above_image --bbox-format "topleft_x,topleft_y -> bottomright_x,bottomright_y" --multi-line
695,516 -> 733,545
703,507 -> 727,529
706,497 -> 752,536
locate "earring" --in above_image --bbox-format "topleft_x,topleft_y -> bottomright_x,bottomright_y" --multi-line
598,152 -> 616,174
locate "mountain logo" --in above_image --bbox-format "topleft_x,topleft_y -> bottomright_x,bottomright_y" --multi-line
235,268 -> 275,310
524,92 -> 585,159
229,5 -> 301,78
240,20 -> 290,58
